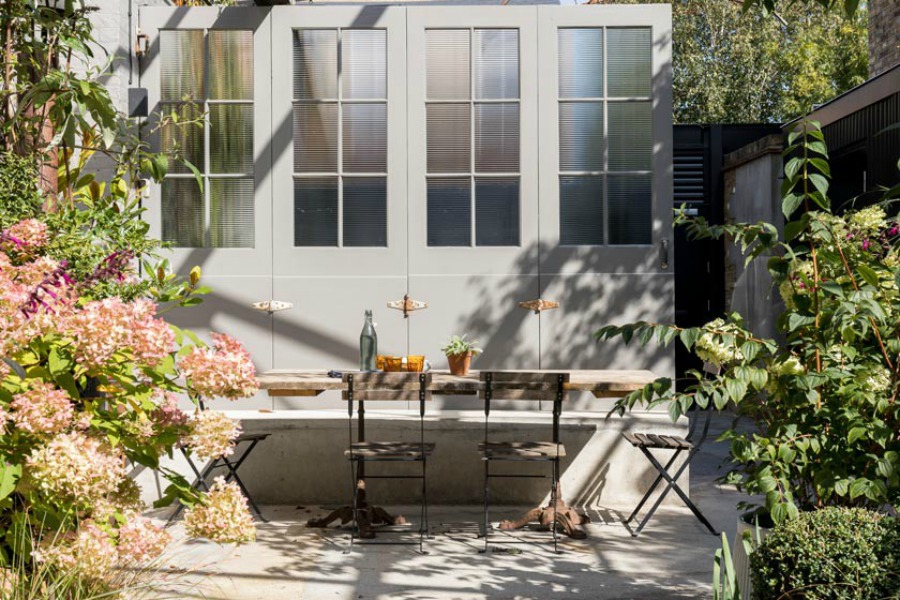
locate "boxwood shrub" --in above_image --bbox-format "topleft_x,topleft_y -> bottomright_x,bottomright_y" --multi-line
750,507 -> 900,599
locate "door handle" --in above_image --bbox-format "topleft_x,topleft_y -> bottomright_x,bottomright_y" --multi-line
659,238 -> 669,271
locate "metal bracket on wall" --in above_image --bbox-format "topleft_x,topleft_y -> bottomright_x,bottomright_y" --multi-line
387,294 -> 427,319
518,299 -> 560,315
251,300 -> 293,315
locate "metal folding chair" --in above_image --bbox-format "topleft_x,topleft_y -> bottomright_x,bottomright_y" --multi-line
479,371 -> 569,554
344,372 -> 434,554
167,431 -> 271,524
622,364 -> 720,536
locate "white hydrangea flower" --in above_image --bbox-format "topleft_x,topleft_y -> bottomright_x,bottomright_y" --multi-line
695,318 -> 745,367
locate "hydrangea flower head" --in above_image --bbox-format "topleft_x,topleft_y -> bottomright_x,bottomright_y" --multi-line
9,381 -> 74,435
185,410 -> 241,461
184,477 -> 256,545
178,333 -> 259,399
26,432 -> 127,505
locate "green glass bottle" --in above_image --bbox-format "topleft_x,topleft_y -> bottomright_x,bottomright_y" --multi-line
359,309 -> 377,372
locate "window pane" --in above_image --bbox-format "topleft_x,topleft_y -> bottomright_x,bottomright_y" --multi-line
294,30 -> 338,100
475,103 -> 519,173
607,28 -> 651,97
208,30 -> 253,100
294,103 -> 338,172
210,104 -> 253,174
210,178 -> 254,248
475,177 -> 519,246
162,178 -> 204,248
427,177 -> 470,247
558,28 -> 603,99
343,103 -> 387,173
294,178 -> 338,247
160,30 -> 204,101
608,174 -> 651,245
427,29 -> 469,100
427,104 -> 470,174
343,177 -> 387,247
342,30 -> 387,100
560,176 -> 603,245
559,102 -> 602,172
161,103 -> 204,174
474,29 -> 518,100
608,102 -> 651,171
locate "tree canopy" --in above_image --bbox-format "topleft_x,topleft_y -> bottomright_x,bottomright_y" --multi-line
620,0 -> 868,124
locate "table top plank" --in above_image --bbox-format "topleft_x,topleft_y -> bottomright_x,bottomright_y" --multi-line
258,369 -> 657,396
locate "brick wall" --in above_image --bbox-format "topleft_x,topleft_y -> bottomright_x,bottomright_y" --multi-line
869,0 -> 900,77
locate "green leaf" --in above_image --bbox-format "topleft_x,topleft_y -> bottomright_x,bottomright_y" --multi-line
819,281 -> 845,297
782,193 -> 803,219
849,478 -> 869,500
782,219 -> 806,242
784,157 -> 803,181
808,158 -> 831,177
182,159 -> 204,193
808,173 -> 829,197
48,347 -> 73,377
806,140 -> 829,158
0,462 -> 21,501
857,264 -> 879,287
679,328 -> 701,350
54,372 -> 80,400
847,426 -> 868,444
834,479 -> 849,496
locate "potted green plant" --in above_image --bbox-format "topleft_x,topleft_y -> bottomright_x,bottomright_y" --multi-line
441,334 -> 482,376
596,122 -> 900,597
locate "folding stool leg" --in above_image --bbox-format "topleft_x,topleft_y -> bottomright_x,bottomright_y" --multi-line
634,447 -> 717,536
625,449 -> 682,525
420,457 -> 428,554
168,452 -> 217,524
480,458 -> 490,554
346,457 -> 358,554
551,458 -> 559,554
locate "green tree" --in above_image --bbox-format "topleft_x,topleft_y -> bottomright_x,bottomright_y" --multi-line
617,0 -> 868,124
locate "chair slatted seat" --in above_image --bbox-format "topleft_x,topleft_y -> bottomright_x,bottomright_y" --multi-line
478,441 -> 566,458
347,442 -> 436,459
623,432 -> 692,450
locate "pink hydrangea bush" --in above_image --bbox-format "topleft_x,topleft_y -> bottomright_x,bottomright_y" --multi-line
0,218 -> 261,584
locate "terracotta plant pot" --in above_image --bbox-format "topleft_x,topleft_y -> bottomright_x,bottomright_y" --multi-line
446,352 -> 472,376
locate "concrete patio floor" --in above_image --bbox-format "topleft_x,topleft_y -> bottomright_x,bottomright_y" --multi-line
148,414 -> 747,600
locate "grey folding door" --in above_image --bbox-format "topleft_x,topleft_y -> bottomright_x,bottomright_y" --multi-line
141,4 -> 674,411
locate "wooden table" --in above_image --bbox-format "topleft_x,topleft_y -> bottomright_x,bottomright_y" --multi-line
258,369 -> 656,539
259,369 -> 655,398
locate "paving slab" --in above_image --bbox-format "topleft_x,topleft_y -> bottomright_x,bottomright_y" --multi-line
146,414 -> 747,600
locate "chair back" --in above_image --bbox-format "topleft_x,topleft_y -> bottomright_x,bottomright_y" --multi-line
343,372 -> 432,415
480,371 -> 569,443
